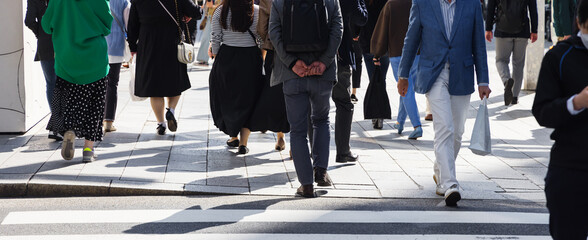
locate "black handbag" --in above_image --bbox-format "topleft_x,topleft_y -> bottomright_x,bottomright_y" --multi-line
363,65 -> 392,119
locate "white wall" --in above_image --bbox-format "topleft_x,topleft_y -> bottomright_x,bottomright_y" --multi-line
0,0 -> 50,133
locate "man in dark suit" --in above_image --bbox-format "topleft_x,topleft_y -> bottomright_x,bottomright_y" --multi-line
398,0 -> 491,206
332,0 -> 368,164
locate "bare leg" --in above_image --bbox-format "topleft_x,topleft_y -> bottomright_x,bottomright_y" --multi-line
275,131 -> 286,151
166,95 -> 181,110
150,97 -> 165,123
239,128 -> 251,146
83,140 -> 94,150
352,88 -> 357,95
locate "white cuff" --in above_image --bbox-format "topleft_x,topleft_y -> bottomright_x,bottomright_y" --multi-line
478,83 -> 489,87
567,95 -> 585,115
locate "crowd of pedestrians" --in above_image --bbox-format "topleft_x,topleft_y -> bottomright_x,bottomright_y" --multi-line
24,0 -> 588,237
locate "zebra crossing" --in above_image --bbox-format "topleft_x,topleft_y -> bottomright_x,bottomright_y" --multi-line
1,208 -> 551,239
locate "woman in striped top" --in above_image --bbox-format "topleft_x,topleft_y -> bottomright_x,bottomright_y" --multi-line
208,0 -> 263,154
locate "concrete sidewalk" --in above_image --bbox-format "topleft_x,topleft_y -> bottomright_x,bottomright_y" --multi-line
0,45 -> 552,202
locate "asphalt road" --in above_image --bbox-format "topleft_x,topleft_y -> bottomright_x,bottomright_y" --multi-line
0,195 -> 550,239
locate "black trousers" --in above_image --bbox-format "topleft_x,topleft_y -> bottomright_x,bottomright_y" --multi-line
104,63 -> 121,121
332,61 -> 353,156
545,165 -> 588,240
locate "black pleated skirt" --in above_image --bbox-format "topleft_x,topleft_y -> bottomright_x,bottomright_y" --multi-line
46,76 -> 107,142
248,50 -> 290,133
209,45 -> 264,137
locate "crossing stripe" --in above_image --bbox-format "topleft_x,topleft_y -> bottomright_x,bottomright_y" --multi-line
1,209 -> 548,225
0,234 -> 552,240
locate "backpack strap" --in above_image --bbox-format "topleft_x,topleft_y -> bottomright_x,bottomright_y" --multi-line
559,44 -> 574,80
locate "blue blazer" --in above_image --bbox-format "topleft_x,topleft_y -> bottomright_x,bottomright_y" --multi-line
398,0 -> 489,95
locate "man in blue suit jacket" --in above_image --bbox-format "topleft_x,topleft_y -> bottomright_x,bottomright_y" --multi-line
398,0 -> 491,206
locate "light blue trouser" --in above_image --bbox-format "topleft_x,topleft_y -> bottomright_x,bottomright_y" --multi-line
196,21 -> 212,62
389,55 -> 421,128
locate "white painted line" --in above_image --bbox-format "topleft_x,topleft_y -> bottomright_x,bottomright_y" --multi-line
1,209 -> 548,225
0,234 -> 552,240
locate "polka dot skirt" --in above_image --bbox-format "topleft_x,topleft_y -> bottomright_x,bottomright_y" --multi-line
46,76 -> 107,142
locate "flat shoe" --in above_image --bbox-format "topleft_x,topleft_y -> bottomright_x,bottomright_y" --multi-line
166,108 -> 177,132
237,145 -> 249,154
408,126 -> 423,140
227,139 -> 239,148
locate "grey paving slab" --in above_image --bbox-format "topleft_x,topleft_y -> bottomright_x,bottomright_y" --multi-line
184,184 -> 249,195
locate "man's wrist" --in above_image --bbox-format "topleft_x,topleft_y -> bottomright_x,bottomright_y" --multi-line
289,59 -> 298,69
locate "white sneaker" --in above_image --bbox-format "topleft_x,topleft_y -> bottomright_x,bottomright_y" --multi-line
444,184 -> 461,207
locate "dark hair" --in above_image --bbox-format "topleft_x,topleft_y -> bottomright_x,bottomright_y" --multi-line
220,0 -> 254,32
579,0 -> 588,27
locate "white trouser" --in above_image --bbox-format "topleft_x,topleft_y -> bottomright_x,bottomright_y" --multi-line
425,64 -> 471,190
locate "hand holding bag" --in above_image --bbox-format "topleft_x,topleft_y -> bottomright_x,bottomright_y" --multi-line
469,97 -> 491,155
158,0 -> 195,64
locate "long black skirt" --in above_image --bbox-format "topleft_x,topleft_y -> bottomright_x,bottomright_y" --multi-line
46,76 -> 107,142
248,50 -> 290,133
209,45 -> 264,137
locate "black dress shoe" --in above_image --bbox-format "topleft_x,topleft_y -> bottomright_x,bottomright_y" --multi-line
166,108 -> 177,132
314,167 -> 332,186
226,139 -> 239,148
296,184 -> 316,198
156,124 -> 166,135
511,97 -> 518,105
336,153 -> 359,163
373,118 -> 383,129
237,145 -> 249,154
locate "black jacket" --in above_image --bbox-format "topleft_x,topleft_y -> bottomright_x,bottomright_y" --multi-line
358,0 -> 386,54
485,0 -> 538,38
24,0 -> 54,61
338,0 -> 368,68
532,36 -> 588,170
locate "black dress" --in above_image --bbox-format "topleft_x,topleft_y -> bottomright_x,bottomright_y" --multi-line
127,0 -> 201,97
248,50 -> 290,133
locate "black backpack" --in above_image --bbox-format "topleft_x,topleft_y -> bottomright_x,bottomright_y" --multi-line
282,0 -> 329,53
496,0 -> 528,34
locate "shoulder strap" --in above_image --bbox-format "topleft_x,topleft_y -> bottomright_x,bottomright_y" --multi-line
157,0 -> 187,42
111,11 -> 126,35
247,29 -> 259,48
157,0 -> 181,27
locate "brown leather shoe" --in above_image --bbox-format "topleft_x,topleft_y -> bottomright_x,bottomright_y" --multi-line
425,114 -> 433,121
296,184 -> 316,198
314,167 -> 332,186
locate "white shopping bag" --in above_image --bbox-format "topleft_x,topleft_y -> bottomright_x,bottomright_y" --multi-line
469,97 -> 491,155
129,57 -> 147,102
